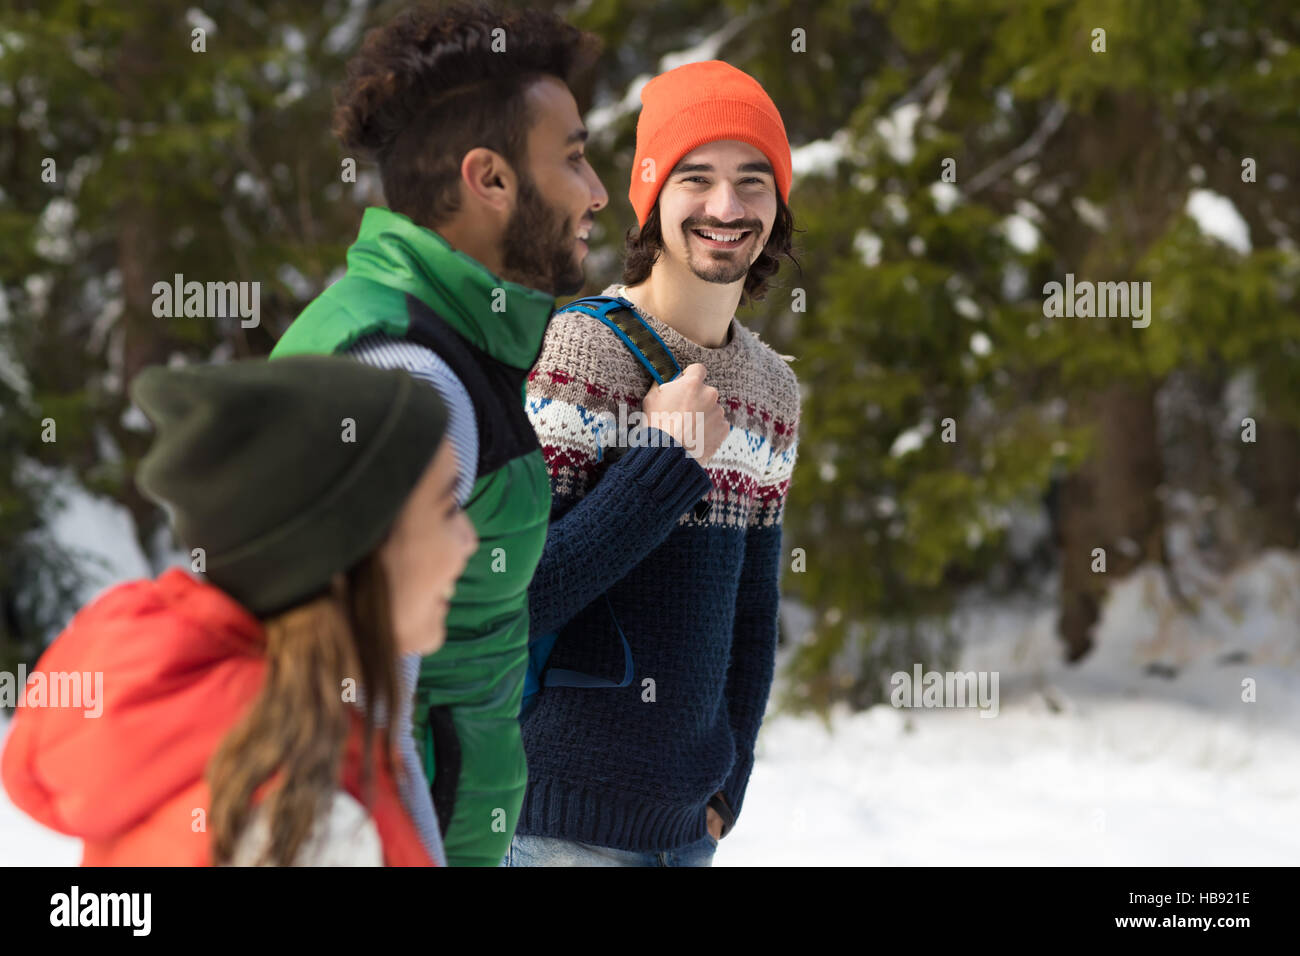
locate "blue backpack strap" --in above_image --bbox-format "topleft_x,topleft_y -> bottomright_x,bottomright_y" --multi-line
541,594 -> 634,691
559,295 -> 682,385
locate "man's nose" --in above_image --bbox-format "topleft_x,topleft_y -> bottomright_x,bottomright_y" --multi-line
704,181 -> 745,224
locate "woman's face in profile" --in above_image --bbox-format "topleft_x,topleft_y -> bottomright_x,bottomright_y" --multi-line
380,440 -> 477,656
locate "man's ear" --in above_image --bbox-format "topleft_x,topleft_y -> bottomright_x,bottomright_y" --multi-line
459,147 -> 515,215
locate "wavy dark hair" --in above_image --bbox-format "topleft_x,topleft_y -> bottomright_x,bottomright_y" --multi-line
621,193 -> 799,305
332,2 -> 602,228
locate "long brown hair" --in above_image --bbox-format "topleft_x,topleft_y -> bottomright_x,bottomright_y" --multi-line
207,553 -> 399,866
621,194 -> 800,306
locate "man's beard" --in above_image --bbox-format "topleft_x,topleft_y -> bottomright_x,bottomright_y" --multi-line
500,172 -> 584,297
682,220 -> 762,285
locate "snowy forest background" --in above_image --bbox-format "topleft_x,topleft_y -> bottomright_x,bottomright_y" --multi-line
2,0 -> 1299,864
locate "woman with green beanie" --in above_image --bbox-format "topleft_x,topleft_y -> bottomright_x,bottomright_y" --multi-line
1,355 -> 477,866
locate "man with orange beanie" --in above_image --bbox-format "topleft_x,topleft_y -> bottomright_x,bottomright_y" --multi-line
514,60 -> 801,866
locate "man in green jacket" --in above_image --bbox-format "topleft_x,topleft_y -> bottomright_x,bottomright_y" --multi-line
270,3 -> 607,866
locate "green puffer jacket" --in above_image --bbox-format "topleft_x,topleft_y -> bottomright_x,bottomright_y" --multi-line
270,207 -> 553,866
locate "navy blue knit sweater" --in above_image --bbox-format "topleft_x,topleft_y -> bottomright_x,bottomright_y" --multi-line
519,288 -> 800,851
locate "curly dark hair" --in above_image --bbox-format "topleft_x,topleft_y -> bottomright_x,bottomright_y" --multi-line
332,2 -> 602,228
621,192 -> 799,305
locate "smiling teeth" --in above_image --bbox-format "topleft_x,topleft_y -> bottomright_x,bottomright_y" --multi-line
698,230 -> 743,242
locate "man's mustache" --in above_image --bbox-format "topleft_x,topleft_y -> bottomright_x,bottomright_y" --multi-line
684,220 -> 762,232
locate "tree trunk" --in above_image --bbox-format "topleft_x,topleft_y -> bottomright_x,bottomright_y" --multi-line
1254,416 -> 1300,549
1057,381 -> 1165,661
113,26 -> 174,566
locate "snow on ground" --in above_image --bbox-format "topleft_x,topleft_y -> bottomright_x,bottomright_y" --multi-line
3,551 -> 1298,865
718,551 -> 1300,866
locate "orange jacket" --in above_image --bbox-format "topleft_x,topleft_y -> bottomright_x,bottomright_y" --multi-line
2,567 -> 432,866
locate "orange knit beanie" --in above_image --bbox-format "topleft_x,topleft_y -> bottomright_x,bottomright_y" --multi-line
628,60 -> 792,228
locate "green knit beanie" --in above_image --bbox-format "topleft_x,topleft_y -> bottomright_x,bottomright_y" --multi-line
130,355 -> 449,617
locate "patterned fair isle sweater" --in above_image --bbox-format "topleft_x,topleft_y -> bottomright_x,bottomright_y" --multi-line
519,283 -> 800,851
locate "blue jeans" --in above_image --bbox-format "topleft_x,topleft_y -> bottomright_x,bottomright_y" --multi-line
507,832 -> 717,867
